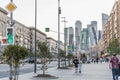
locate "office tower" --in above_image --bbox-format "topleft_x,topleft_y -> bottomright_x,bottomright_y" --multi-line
75,20 -> 82,51
80,28 -> 88,51
102,13 -> 109,30
87,21 -> 98,46
98,30 -> 102,41
65,27 -> 74,54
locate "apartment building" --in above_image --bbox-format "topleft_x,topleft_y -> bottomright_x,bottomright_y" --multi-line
103,0 -> 120,51
46,37 -> 57,57
0,7 -> 60,57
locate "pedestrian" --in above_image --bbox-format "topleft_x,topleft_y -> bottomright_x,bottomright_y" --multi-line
73,57 -> 79,73
96,57 -> 99,64
78,59 -> 82,73
100,57 -> 103,63
110,53 -> 119,80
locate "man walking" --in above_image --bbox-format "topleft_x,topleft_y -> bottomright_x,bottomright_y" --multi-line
110,53 -> 119,80
73,57 -> 79,73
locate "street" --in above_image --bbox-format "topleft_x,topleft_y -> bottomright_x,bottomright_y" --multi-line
0,62 -> 113,80
0,61 -> 57,78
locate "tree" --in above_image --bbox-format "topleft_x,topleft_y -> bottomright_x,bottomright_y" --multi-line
66,53 -> 74,66
35,41 -> 58,78
2,45 -> 29,80
37,41 -> 51,75
59,49 -> 66,67
59,49 -> 66,59
107,38 -> 120,55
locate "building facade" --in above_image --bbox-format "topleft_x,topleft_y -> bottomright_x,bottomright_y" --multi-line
0,7 -> 59,58
68,27 -> 74,54
46,37 -> 57,58
80,28 -> 88,51
102,13 -> 109,30
75,20 -> 82,52
103,0 -> 120,51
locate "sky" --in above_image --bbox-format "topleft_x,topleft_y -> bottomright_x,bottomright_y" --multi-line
0,0 -> 115,42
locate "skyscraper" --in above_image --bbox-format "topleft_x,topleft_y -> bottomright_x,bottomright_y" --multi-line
87,21 -> 98,46
75,20 -> 82,51
98,30 -> 102,41
80,28 -> 88,51
102,13 -> 109,37
68,27 -> 74,53
65,27 -> 74,54
102,13 -> 109,30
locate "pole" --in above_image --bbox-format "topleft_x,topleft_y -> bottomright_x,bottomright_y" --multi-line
34,0 -> 37,73
9,0 -> 13,80
61,17 -> 67,67
58,0 -> 61,68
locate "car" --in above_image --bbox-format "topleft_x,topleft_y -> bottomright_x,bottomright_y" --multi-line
25,58 -> 34,63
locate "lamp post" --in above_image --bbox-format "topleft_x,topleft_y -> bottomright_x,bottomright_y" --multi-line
58,0 -> 61,68
9,0 -> 14,80
34,0 -> 37,73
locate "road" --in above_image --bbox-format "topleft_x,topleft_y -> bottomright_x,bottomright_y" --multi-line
0,61 -> 57,78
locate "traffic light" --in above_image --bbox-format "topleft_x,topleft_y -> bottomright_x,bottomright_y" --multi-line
45,28 -> 50,32
6,27 -> 14,44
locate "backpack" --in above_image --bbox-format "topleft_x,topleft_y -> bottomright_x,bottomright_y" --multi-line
73,59 -> 79,64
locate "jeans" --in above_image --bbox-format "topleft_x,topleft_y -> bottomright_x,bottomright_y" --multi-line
78,64 -> 82,73
112,68 -> 119,80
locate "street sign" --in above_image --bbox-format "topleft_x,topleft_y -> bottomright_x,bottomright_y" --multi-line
1,37 -> 8,45
45,28 -> 50,32
67,44 -> 72,50
6,2 -> 17,13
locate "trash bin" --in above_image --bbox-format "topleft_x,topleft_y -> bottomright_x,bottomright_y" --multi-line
118,62 -> 120,76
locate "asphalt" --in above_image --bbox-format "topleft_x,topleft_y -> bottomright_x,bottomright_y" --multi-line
0,62 -> 117,80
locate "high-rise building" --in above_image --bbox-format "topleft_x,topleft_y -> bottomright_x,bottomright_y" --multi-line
65,27 -> 74,54
98,30 -> 102,41
102,13 -> 109,30
102,13 -> 109,37
75,20 -> 82,51
80,28 -> 88,51
64,27 -> 69,45
87,21 -> 98,46
91,21 -> 97,33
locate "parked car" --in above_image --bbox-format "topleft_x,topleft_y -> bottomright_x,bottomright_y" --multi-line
25,58 -> 34,63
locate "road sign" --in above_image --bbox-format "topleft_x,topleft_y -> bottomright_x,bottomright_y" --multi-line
6,2 -> 17,13
67,44 -> 72,50
1,37 -> 8,45
45,28 -> 50,32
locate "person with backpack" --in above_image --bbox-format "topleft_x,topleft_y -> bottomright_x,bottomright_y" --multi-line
73,57 -> 79,73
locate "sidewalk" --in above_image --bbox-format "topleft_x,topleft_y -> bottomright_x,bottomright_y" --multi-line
0,62 -> 114,80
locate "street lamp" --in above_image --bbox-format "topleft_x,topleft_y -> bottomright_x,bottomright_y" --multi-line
58,0 -> 61,68
9,0 -> 14,80
34,0 -> 37,73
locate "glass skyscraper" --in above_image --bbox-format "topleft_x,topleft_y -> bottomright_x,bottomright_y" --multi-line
87,21 -> 97,46
80,28 -> 88,51
102,13 -> 109,30
75,20 -> 82,51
